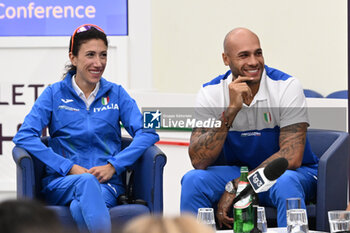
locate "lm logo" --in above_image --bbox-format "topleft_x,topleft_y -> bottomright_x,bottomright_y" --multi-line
143,110 -> 161,129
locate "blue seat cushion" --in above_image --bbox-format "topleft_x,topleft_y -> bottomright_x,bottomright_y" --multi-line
47,204 -> 150,230
110,204 -> 150,229
47,206 -> 76,227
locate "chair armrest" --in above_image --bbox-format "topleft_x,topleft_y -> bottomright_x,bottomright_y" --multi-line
12,146 -> 35,199
316,131 -> 349,231
132,145 -> 167,214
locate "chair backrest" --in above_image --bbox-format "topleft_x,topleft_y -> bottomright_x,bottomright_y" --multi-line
31,137 -> 49,200
326,90 -> 348,99
306,129 -> 345,158
303,89 -> 324,98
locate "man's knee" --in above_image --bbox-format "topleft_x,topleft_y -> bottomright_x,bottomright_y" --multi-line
269,170 -> 305,202
182,170 -> 209,187
181,169 -> 212,195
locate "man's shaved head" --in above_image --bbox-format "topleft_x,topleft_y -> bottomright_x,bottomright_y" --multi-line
223,27 -> 260,55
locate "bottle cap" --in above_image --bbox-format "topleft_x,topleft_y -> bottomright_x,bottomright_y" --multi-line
240,166 -> 248,172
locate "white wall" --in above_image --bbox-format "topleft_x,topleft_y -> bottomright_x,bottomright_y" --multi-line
151,0 -> 347,95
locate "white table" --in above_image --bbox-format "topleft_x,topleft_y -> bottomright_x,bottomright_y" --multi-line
217,228 -> 326,233
217,230 -> 282,233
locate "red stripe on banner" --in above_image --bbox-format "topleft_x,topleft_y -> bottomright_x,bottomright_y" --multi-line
156,140 -> 190,146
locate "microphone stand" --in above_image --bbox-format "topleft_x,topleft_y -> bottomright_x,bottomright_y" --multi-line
252,193 -> 259,206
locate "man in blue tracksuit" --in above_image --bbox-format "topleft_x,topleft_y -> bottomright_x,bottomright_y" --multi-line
180,28 -> 318,229
13,25 -> 159,233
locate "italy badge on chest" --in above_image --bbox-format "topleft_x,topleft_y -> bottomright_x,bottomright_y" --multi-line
263,112 -> 271,124
101,96 -> 110,105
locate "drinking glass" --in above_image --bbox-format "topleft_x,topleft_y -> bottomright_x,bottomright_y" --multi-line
286,198 -> 309,233
286,198 -> 301,210
257,206 -> 268,233
197,208 -> 216,230
328,210 -> 350,233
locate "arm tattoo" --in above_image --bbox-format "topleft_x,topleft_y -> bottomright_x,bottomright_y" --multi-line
189,127 -> 228,165
279,123 -> 306,161
191,128 -> 226,151
257,123 -> 307,169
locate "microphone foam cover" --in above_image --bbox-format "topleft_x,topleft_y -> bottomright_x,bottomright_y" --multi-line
263,157 -> 289,181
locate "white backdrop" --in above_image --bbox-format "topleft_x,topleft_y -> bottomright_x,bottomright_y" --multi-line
151,0 -> 347,95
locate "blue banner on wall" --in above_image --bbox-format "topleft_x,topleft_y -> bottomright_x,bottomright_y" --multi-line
0,0 -> 128,36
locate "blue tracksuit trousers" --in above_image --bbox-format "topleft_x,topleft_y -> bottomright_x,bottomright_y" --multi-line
180,164 -> 318,227
43,173 -> 118,233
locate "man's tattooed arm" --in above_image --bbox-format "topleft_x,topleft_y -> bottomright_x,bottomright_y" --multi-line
189,108 -> 241,169
188,127 -> 228,169
257,122 -> 307,170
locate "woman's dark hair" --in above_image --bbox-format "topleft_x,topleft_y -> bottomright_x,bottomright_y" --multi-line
63,26 -> 108,79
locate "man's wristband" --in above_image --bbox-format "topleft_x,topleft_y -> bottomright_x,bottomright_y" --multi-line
222,111 -> 230,129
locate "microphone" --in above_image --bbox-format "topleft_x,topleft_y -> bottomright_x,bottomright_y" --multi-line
232,157 -> 289,204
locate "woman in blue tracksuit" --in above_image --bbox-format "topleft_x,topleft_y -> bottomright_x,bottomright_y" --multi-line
13,24 -> 159,233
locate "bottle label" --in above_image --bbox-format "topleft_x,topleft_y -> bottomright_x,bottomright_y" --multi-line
234,181 -> 252,209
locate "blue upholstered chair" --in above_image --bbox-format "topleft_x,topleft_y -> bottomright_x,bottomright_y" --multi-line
303,89 -> 324,98
263,129 -> 349,231
326,90 -> 348,99
212,129 -> 349,232
12,137 -> 167,231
